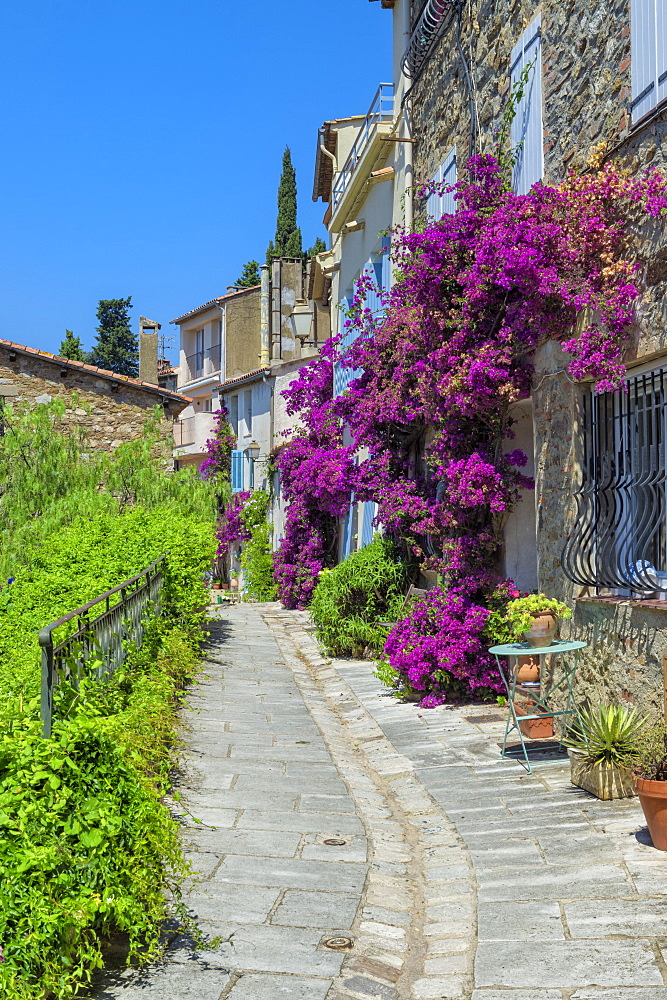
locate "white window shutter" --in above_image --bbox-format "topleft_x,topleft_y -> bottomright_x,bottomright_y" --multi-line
510,15 -> 543,195
632,0 -> 657,121
657,0 -> 667,106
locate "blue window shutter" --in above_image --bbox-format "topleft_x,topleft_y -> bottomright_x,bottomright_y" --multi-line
632,0 -> 657,121
231,450 -> 244,492
510,15 -> 543,195
341,500 -> 354,558
361,502 -> 377,548
381,236 -> 392,290
440,148 -> 457,215
426,148 -> 456,218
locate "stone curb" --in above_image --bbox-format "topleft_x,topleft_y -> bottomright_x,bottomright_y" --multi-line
261,609 -> 476,1000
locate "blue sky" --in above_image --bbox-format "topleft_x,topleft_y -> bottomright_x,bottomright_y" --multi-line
0,1 -> 391,362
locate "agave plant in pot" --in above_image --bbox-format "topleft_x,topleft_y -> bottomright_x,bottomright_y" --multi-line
563,704 -> 646,800
505,594 -> 573,648
633,724 -> 667,850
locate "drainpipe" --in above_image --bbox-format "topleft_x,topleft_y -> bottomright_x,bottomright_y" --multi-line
318,127 -> 337,173
402,0 -> 413,230
260,264 -> 270,366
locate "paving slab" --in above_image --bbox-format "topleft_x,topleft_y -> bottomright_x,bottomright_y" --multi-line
227,973 -> 332,999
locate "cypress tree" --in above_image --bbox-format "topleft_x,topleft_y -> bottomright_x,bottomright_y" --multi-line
306,237 -> 327,259
235,261 -> 261,288
266,147 -> 302,263
59,329 -> 85,361
88,297 -> 138,377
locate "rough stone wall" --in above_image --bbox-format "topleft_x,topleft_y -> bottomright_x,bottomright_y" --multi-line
0,346 -> 177,454
411,0 -> 667,718
225,287 -> 262,379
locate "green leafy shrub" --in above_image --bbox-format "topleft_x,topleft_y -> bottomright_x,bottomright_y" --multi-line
631,723 -> 667,780
0,400 -> 219,996
504,594 -> 572,639
563,704 -> 647,767
240,490 -> 278,602
310,536 -> 409,657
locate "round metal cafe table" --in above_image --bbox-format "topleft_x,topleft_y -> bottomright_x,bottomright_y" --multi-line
489,639 -> 587,773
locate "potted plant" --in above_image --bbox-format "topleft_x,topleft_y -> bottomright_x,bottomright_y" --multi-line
563,704 -> 646,800
633,724 -> 667,850
505,594 -> 573,648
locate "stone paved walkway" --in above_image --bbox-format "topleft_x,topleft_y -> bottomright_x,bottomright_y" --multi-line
93,603 -> 667,1000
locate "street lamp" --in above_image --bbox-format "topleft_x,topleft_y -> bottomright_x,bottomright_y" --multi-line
246,441 -> 260,461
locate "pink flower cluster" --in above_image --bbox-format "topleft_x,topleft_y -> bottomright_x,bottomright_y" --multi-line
262,155 -> 667,694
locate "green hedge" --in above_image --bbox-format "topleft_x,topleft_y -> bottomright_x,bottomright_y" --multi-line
310,536 -> 409,657
0,401 -> 218,996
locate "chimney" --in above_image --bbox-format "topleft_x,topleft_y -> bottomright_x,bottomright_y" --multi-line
139,316 -> 160,384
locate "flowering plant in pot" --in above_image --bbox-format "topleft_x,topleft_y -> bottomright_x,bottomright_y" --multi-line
563,704 -> 646,800
632,724 -> 667,850
504,594 -> 572,648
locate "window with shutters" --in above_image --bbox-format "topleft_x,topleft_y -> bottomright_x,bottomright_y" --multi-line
561,365 -> 667,594
229,394 -> 239,438
231,449 -> 244,493
426,147 -> 457,219
244,390 -> 253,436
510,15 -> 543,195
631,0 -> 667,123
334,240 -> 391,397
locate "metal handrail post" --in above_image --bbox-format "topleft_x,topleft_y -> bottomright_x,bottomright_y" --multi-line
39,627 -> 55,739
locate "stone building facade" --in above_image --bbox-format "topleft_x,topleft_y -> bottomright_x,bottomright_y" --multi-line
369,0 -> 667,717
0,339 -> 189,452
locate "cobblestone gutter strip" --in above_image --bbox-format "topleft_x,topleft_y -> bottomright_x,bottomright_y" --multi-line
261,608 -> 477,1000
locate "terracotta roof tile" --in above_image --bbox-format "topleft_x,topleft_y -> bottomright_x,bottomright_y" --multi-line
170,284 -> 261,325
0,338 -> 191,403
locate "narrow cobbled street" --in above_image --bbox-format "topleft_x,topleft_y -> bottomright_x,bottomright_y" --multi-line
95,605 -> 667,1000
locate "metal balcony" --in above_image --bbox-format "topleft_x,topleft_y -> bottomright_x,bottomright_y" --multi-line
181,345 -> 222,384
331,83 -> 394,213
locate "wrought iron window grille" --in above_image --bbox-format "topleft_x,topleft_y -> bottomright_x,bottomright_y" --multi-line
561,367 -> 667,595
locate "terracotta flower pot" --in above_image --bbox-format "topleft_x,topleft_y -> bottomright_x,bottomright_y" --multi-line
516,654 -> 539,682
523,611 -> 558,648
212,581 -> 221,590
635,777 -> 667,850
513,701 -> 554,739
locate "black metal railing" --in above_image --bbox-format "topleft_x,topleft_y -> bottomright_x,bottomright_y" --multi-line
562,368 -> 667,593
182,345 -> 222,383
39,557 -> 165,737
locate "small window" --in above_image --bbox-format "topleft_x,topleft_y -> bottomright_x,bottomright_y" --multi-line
244,390 -> 252,436
631,0 -> 667,122
426,147 -> 457,218
562,366 -> 667,593
202,397 -> 213,412
230,395 -> 239,435
510,15 -> 543,195
231,450 -> 244,492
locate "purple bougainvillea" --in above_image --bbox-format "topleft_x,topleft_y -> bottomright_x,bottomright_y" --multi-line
241,155 -> 667,694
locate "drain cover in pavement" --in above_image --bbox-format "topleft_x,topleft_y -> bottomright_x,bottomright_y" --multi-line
323,838 -> 347,846
466,713 -> 504,723
322,936 -> 353,950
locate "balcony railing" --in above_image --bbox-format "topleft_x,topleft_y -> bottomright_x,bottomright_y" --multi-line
174,416 -> 195,447
181,344 -> 222,384
331,83 -> 394,211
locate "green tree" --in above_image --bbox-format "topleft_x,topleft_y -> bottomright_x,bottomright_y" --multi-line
88,297 -> 138,377
235,261 -> 261,288
59,329 -> 85,361
306,237 -> 327,259
266,147 -> 302,263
